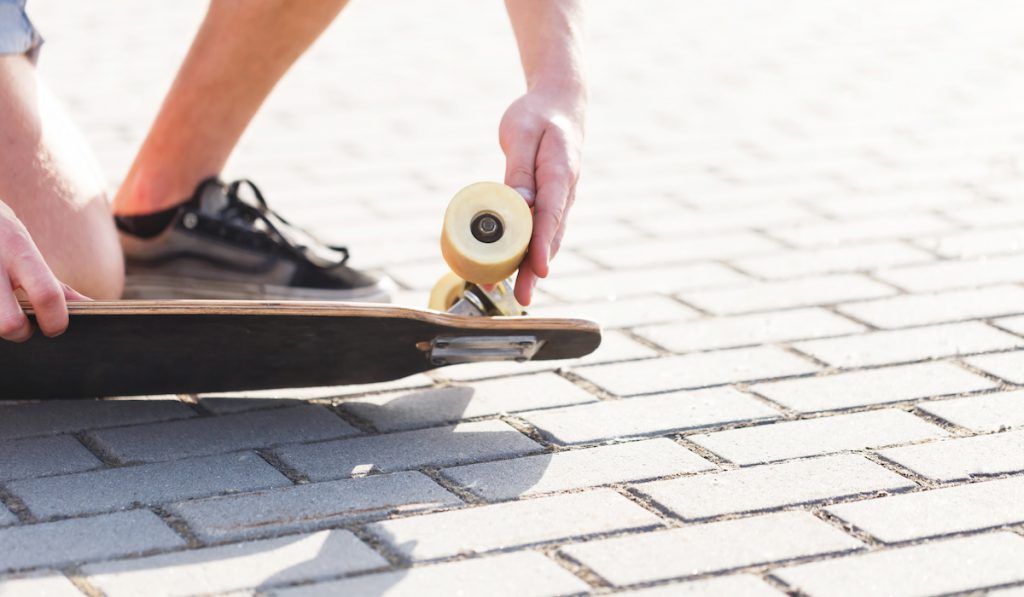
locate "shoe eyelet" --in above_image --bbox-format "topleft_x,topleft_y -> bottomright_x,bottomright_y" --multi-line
182,212 -> 199,230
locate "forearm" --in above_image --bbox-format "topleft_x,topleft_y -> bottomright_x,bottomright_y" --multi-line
504,0 -> 586,101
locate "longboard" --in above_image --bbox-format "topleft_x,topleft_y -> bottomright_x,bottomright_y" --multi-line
3,300 -> 601,399
2,182 -> 602,399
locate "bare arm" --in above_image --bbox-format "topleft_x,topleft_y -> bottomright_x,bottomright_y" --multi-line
501,0 -> 587,305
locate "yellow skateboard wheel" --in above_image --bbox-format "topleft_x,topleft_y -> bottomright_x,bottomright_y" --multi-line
440,182 -> 533,285
428,271 -> 468,311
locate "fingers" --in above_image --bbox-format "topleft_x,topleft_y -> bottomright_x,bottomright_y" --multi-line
502,135 -> 539,207
9,250 -> 69,338
0,272 -> 31,342
528,176 -> 571,279
514,264 -> 538,306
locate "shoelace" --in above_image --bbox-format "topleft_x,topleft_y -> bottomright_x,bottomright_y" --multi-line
221,179 -> 350,268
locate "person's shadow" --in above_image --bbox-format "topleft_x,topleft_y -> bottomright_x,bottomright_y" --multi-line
0,385 -> 557,595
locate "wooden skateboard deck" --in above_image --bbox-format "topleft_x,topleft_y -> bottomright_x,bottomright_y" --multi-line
2,300 -> 602,400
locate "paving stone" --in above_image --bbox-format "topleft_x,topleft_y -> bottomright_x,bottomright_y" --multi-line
919,390 -> 1024,432
584,232 -> 781,269
837,285 -> 1024,328
170,471 -> 459,542
529,296 -> 700,329
88,404 -> 358,463
750,362 -> 995,413
766,213 -> 954,248
0,399 -> 195,441
0,435 -> 101,481
0,504 -> 16,526
878,429 -> 1024,481
435,330 -> 659,382
963,350 -> 1024,384
617,575 -> 785,596
635,308 -> 865,353
443,438 -> 714,501
732,242 -> 933,280
575,346 -> 818,396
521,387 -> 778,445
994,314 -> 1024,336
774,532 -> 1024,597
943,202 -> 1024,227
339,374 -> 598,432
691,409 -> 948,465
813,188 -> 978,217
0,510 -> 184,572
633,205 -> 815,237
9,452 -> 291,519
84,530 -> 386,597
270,552 -> 589,597
677,275 -> 895,315
637,455 -> 914,520
563,511 -> 861,586
541,263 -> 749,302
920,226 -> 1024,259
276,420 -> 541,481
367,489 -> 661,561
827,475 -> 1024,543
793,322 -> 1023,368
875,253 -> 1024,292
0,572 -> 83,596
199,375 -> 434,414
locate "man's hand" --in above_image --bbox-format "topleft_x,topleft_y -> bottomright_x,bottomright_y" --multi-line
501,0 -> 586,306
0,202 -> 88,342
500,89 -> 585,305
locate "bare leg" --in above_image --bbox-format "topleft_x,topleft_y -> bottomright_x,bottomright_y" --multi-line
113,0 -> 349,215
0,55 -> 123,299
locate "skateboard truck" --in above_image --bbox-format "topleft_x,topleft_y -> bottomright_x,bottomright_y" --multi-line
428,334 -> 542,366
423,182 -> 542,365
446,279 -> 525,317
430,280 -> 540,364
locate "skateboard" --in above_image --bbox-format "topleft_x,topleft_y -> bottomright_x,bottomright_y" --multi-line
2,182 -> 601,400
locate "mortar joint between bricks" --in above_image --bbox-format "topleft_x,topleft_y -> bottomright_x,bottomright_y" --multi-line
616,327 -> 676,358
348,524 -> 410,568
812,506 -> 883,548
151,504 -> 204,549
905,405 -> 978,438
735,383 -> 799,418
822,303 -> 882,331
617,485 -> 690,528
500,415 -> 560,450
74,431 -> 126,467
418,467 -> 483,505
556,369 -> 619,401
780,343 -> 835,370
946,354 -> 1019,393
254,448 -> 310,485
0,486 -> 35,524
672,435 -> 736,468
871,451 -> 942,491
543,546 -> 612,591
62,567 -> 104,597
667,293 -> 715,317
326,402 -> 379,434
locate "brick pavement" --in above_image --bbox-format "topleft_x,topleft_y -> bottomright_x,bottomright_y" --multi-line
3,0 -> 1024,595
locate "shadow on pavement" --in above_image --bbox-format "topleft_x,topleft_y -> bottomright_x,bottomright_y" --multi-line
0,386 -> 554,594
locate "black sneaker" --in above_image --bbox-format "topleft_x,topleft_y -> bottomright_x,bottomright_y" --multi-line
116,178 -> 393,302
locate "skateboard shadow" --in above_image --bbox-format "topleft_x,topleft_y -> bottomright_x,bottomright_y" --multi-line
0,388 -> 556,593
